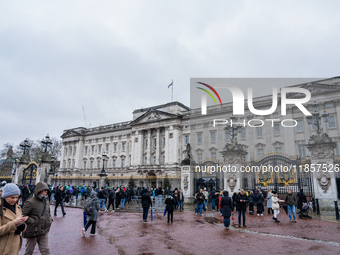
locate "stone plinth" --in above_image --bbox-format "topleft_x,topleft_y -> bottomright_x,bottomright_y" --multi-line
181,165 -> 195,203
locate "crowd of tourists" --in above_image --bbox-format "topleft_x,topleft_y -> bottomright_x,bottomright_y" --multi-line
0,180 -> 310,254
194,187 -> 309,230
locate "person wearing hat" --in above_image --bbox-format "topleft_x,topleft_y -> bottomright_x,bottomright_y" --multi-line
0,183 -> 28,255
22,182 -> 53,255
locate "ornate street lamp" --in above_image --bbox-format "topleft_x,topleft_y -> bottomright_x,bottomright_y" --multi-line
225,115 -> 242,140
49,155 -> 55,175
101,153 -> 107,174
306,101 -> 329,135
20,138 -> 31,155
41,134 -> 52,153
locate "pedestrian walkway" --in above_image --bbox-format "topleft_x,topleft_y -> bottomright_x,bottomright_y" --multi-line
19,207 -> 340,255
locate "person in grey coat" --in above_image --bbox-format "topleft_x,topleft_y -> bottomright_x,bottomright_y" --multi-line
266,190 -> 273,214
82,191 -> 100,236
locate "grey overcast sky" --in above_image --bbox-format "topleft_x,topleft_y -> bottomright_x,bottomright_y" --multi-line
1,0 -> 340,146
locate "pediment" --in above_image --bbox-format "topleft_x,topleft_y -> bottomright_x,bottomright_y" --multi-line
130,109 -> 180,125
61,130 -> 83,138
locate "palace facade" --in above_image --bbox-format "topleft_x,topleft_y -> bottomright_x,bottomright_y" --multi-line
57,77 -> 340,196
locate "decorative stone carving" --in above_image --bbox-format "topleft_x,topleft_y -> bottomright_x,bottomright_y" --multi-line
308,132 -> 333,144
223,137 -> 245,152
308,145 -> 335,159
317,172 -> 332,192
183,174 -> 189,191
227,173 -> 237,192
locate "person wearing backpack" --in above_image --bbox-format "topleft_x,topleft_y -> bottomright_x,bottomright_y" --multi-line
82,191 -> 100,236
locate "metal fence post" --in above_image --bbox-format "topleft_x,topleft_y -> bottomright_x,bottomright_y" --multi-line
316,199 -> 320,215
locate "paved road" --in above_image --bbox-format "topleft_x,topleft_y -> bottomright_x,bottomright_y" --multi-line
19,207 -> 340,255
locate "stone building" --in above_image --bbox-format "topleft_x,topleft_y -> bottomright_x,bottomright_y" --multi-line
57,78 -> 340,198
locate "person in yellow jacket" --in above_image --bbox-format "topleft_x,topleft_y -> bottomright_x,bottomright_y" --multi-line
0,183 -> 28,255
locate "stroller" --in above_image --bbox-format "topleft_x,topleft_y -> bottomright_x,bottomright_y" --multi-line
298,202 -> 313,219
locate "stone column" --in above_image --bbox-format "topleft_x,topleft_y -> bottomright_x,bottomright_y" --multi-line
156,128 -> 160,164
181,165 -> 195,203
99,173 -> 107,189
306,142 -> 338,210
220,149 -> 247,195
147,129 -> 151,165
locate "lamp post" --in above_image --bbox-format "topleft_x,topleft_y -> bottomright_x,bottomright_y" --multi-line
225,115 -> 242,140
101,153 -> 107,175
20,138 -> 31,155
41,134 -> 52,153
306,101 -> 329,135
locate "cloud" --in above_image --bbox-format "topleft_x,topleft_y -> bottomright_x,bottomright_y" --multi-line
0,0 -> 340,146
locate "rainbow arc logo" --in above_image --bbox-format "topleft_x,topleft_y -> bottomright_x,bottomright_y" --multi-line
196,82 -> 223,106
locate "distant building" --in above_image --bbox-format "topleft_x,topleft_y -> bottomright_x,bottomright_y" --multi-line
0,147 -> 14,182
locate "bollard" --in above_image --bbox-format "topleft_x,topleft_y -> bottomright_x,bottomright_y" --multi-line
316,199 -> 320,215
335,201 -> 339,220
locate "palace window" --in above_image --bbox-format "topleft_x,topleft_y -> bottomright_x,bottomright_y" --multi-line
121,159 -> 125,167
97,160 -> 100,169
241,128 -> 246,139
122,142 -> 126,151
113,159 -> 116,168
198,153 -> 202,162
92,146 -> 94,154
185,135 -> 189,144
84,161 -> 87,169
298,145 -> 305,158
257,149 -> 264,158
328,116 -> 336,128
334,142 -> 339,156
297,120 -> 303,132
163,137 -> 165,147
275,147 -> 282,153
114,143 -> 117,152
90,161 -> 93,169
154,138 -> 157,147
257,127 -> 262,137
145,157 -> 148,165
212,152 -> 216,161
85,147 -> 88,155
98,145 -> 102,153
106,144 -> 109,152
211,132 -> 216,142
145,139 -> 148,148
197,134 -> 202,144
154,156 -> 156,165
163,155 -> 165,164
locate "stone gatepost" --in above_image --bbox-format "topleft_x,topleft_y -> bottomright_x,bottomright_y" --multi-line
306,141 -> 338,211
181,165 -> 195,203
99,173 -> 107,189
35,162 -> 50,184
220,145 -> 247,195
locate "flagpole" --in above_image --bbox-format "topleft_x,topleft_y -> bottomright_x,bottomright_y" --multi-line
172,79 -> 173,102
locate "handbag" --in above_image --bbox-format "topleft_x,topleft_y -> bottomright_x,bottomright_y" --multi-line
23,201 -> 46,238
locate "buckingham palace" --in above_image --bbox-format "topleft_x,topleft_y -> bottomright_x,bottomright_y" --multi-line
56,77 -> 340,199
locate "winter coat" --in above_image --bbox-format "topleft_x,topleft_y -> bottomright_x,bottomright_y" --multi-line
54,188 -> 66,202
248,194 -> 255,204
203,191 -> 209,200
285,193 -> 296,206
0,199 -> 27,255
84,191 -> 100,222
195,192 -> 204,204
236,193 -> 248,211
257,194 -> 264,205
141,190 -> 152,208
220,191 -> 233,218
109,190 -> 116,200
266,192 -> 272,208
272,194 -> 281,210
165,196 -> 176,211
297,192 -> 307,210
22,182 -> 53,236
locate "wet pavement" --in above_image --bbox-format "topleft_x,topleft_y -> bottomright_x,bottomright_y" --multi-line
19,204 -> 340,255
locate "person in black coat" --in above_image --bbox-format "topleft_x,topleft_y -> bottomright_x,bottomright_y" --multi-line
232,192 -> 238,212
297,189 -> 307,212
141,189 -> 152,222
165,195 -> 176,223
220,190 -> 233,230
54,186 -> 66,217
256,192 -> 264,216
108,187 -> 116,212
236,189 -> 248,228
115,189 -> 121,209
248,191 -> 255,215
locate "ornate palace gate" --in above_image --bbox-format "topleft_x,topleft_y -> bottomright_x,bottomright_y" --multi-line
243,154 -> 314,196
194,160 -> 223,195
22,162 -> 38,185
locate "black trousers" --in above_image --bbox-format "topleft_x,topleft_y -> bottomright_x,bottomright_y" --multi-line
257,203 -> 263,214
54,200 -> 65,215
167,210 -> 173,223
108,199 -> 115,210
268,208 -> 274,214
85,220 -> 96,234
